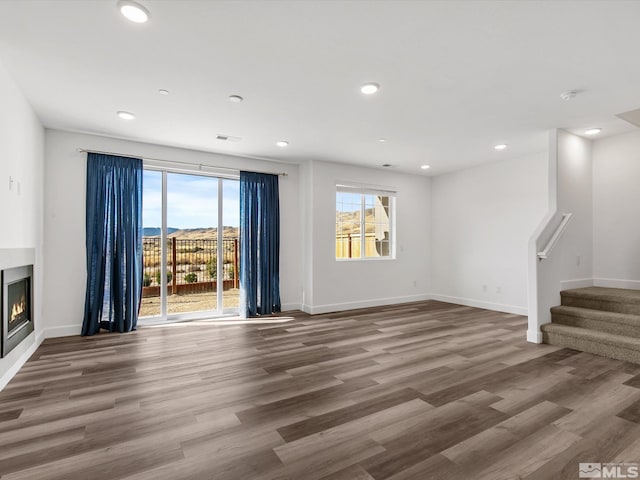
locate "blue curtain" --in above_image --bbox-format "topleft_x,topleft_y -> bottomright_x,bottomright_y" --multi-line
82,153 -> 143,336
240,171 -> 281,317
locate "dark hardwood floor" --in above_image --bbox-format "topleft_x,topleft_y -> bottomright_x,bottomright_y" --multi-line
1,300 -> 640,480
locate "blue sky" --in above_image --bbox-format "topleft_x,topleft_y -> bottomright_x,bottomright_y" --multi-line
143,171 -> 240,229
337,192 -> 380,212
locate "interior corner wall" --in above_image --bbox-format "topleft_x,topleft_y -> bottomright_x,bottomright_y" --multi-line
555,130 -> 594,281
42,129 -> 302,336
299,160 -> 314,308
528,129 -> 593,342
303,160 -> 431,314
0,61 -> 45,388
430,152 -> 548,315
592,129 -> 640,289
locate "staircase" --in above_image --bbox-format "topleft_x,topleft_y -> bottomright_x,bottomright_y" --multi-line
541,287 -> 640,363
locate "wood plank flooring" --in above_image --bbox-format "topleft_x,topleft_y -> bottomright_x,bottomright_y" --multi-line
1,300 -> 640,479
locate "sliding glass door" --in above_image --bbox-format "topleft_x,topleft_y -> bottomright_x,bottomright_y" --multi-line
141,169 -> 239,320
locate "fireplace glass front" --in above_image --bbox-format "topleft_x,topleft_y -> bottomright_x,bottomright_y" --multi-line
7,278 -> 30,338
2,265 -> 34,358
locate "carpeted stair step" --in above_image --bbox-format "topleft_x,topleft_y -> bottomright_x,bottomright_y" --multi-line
541,323 -> 640,364
550,305 -> 640,339
561,287 -> 640,315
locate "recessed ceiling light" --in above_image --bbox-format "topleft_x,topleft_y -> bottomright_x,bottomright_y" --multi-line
585,128 -> 602,135
229,95 -> 244,103
117,111 -> 135,120
421,165 -> 430,170
379,139 -> 386,143
158,89 -> 169,95
118,1 -> 150,23
494,144 -> 508,151
276,141 -> 289,147
361,83 -> 380,95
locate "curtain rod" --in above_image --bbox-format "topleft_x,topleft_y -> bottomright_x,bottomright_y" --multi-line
76,148 -> 288,177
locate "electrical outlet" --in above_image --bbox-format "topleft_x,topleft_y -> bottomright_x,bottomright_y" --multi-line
496,286 -> 502,294
412,280 -> 417,287
576,255 -> 581,266
482,285 -> 487,292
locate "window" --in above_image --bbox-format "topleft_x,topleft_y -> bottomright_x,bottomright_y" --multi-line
336,185 -> 395,260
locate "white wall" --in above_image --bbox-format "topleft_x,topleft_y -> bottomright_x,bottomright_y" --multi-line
303,160 -> 431,314
593,130 -> 640,289
528,129 -> 593,342
0,63 -> 44,250
0,61 -> 44,388
430,152 -> 548,315
42,130 -> 302,336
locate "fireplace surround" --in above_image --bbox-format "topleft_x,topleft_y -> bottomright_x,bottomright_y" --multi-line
1,265 -> 34,358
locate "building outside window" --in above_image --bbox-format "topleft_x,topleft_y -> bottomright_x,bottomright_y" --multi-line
336,185 -> 395,260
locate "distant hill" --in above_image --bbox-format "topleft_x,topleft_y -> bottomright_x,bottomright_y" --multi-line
169,227 -> 238,239
143,227 -> 239,239
142,227 -> 179,237
335,208 -> 387,235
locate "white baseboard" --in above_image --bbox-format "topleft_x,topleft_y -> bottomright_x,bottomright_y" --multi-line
560,278 -> 594,290
0,324 -> 79,392
557,277 -> 640,291
303,294 -> 430,315
0,330 -> 45,391
527,329 -> 543,344
429,294 -> 528,316
280,303 -> 302,312
593,278 -> 640,290
43,324 -> 81,338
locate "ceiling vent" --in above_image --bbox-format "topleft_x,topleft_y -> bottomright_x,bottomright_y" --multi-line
560,90 -> 578,101
215,134 -> 241,142
616,108 -> 640,128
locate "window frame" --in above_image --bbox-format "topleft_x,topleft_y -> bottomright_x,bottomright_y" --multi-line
335,185 -> 396,261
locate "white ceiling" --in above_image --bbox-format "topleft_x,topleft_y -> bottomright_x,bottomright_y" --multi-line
0,0 -> 639,175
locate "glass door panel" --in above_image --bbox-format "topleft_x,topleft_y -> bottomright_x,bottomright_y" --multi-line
166,172 -> 218,316
222,179 -> 240,310
141,170 -> 162,317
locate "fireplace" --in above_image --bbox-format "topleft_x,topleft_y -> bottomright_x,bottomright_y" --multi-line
1,265 -> 34,358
